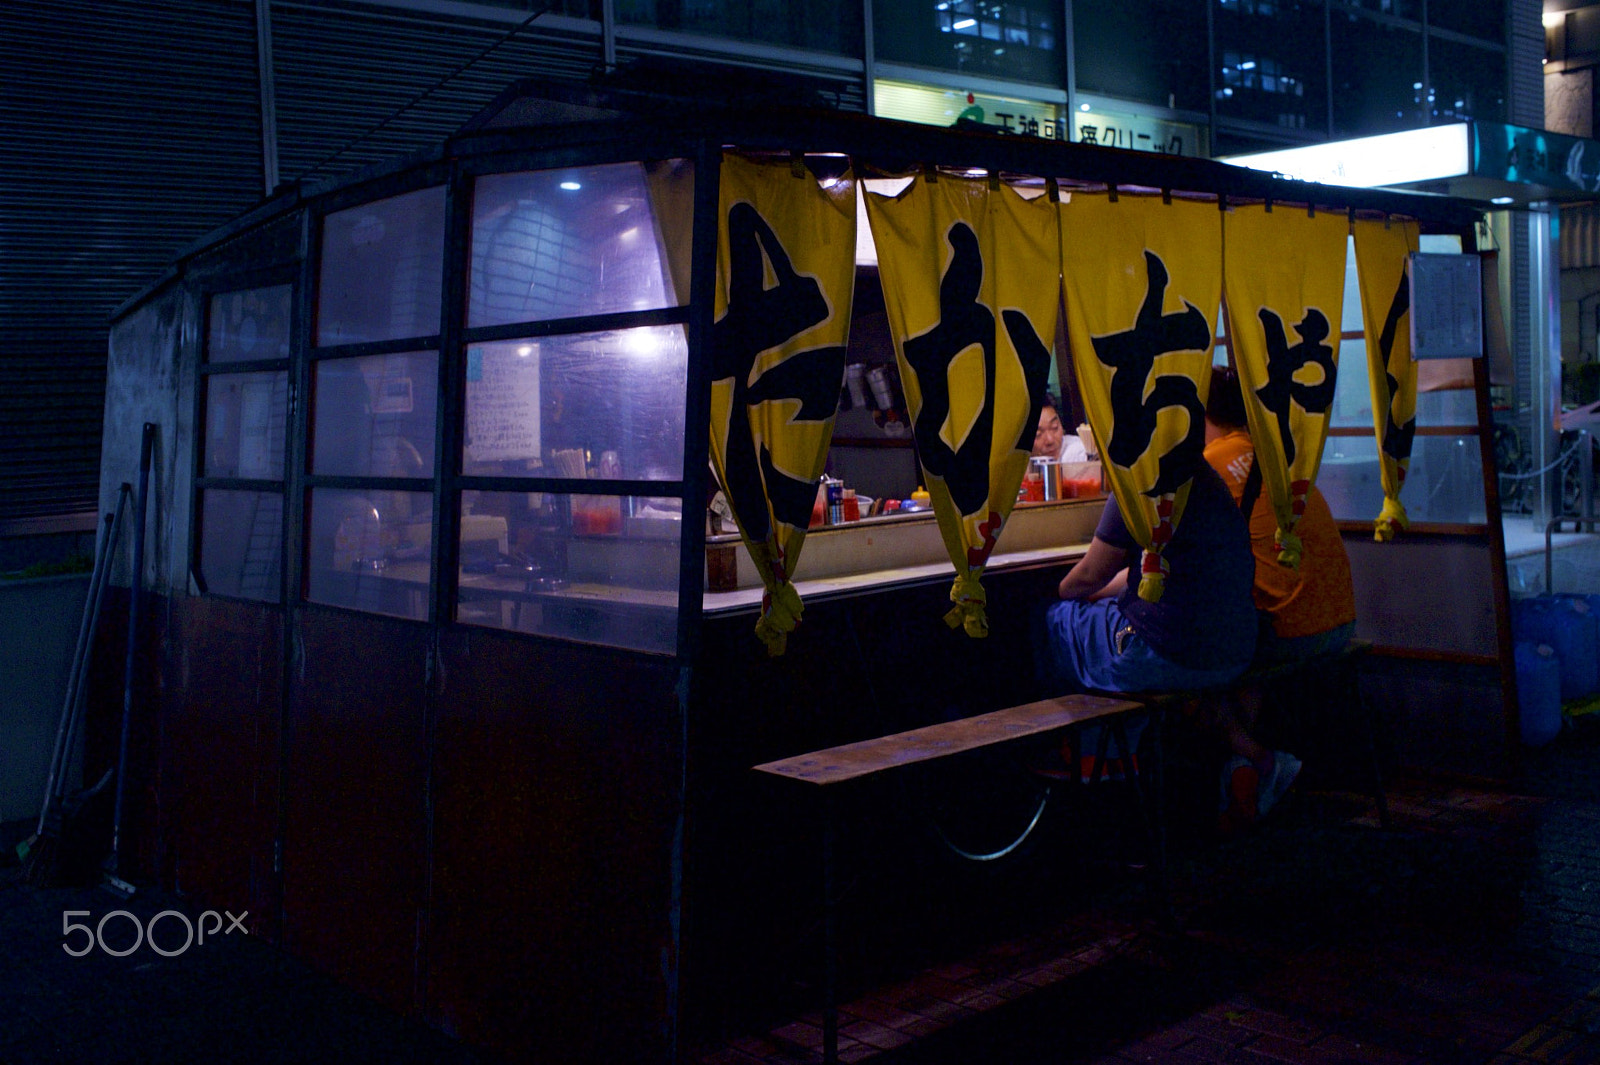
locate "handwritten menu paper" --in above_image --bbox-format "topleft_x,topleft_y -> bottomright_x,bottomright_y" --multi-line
1410,252 -> 1483,360
465,343 -> 542,464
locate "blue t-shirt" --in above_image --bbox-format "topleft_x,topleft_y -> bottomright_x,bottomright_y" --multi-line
1093,462 -> 1257,671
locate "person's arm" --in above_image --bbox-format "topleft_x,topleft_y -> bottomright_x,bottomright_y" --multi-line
1058,535 -> 1129,601
1090,567 -> 1128,601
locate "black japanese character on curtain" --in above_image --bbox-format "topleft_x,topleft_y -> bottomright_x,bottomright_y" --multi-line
1254,307 -> 1337,467
1091,251 -> 1211,497
1375,270 -> 1417,465
1005,308 -> 1054,455
902,222 -> 996,516
713,201 -> 846,537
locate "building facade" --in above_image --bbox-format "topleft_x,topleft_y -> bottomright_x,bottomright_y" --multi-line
1,0 -> 1536,537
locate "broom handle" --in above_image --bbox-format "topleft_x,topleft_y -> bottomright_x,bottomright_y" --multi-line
35,487 -> 127,836
55,489 -> 129,809
109,423 -> 155,874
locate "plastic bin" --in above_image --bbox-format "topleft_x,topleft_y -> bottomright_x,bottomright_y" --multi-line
1515,641 -> 1563,747
1511,595 -> 1600,702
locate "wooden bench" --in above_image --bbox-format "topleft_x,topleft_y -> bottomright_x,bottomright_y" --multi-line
754,692 -> 1146,1065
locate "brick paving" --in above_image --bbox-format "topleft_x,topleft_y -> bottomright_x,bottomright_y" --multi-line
690,719 -> 1600,1065
4,721 -> 1600,1064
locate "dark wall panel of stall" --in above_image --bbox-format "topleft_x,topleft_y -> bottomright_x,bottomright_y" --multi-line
1346,536 -> 1501,657
1,0 -> 263,525
160,597 -> 283,934
1361,655 -> 1515,782
1344,532 -> 1515,778
425,627 -> 684,1062
104,286 -> 198,598
282,608 -> 430,1014
685,566 -> 1064,1037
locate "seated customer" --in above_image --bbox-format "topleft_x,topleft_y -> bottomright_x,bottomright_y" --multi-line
1039,459 -> 1257,696
1203,366 -> 1356,660
1033,394 -> 1089,464
1203,365 -> 1357,828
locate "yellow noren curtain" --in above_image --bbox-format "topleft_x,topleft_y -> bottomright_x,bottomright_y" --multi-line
1060,194 -> 1221,602
865,173 -> 1058,636
1353,218 -> 1421,542
1223,205 -> 1348,568
710,153 -> 857,655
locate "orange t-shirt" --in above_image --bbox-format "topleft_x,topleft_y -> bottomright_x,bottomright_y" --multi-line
1203,430 -> 1355,639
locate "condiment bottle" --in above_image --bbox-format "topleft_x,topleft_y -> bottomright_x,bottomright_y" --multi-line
842,488 -> 859,522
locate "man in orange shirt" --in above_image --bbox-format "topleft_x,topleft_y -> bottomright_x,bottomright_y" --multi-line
1203,366 -> 1356,829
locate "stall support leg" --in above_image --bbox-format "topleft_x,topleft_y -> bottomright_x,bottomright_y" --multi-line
821,798 -> 838,1065
1111,713 -> 1170,926
1146,710 -> 1173,930
1348,658 -> 1391,830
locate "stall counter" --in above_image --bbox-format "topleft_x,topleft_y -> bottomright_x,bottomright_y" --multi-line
703,496 -> 1103,615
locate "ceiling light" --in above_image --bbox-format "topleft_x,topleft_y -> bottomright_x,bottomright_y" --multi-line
1490,196 -> 1515,205
559,181 -> 582,191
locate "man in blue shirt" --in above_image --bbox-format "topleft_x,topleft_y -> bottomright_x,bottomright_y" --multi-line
1040,460 -> 1257,694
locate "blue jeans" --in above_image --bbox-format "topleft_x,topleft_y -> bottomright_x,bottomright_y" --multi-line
1254,619 -> 1356,667
1038,597 -> 1254,695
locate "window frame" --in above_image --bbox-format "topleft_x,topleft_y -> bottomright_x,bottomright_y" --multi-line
300,169 -> 453,623
447,150 -> 700,653
191,266 -> 300,604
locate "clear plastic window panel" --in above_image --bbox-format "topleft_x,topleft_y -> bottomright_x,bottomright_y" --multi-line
204,372 -> 289,479
316,186 -> 447,346
1331,340 -> 1479,429
1319,434 -> 1486,525
454,490 -> 680,655
198,490 -> 283,602
1322,230 -> 1483,523
208,286 -> 292,363
312,351 -> 438,477
468,160 -> 692,329
304,487 -> 433,620
1340,237 -> 1363,333
462,326 -> 689,480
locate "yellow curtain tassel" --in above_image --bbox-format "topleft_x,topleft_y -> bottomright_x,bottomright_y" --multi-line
1373,496 -> 1409,542
754,579 -> 804,657
943,573 -> 989,638
1274,527 -> 1304,569
1137,549 -> 1167,603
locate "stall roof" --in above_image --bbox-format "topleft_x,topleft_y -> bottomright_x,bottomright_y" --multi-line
115,75 -> 1492,321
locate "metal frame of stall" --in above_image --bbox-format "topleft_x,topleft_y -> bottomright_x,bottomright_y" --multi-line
100,81 -> 1509,1063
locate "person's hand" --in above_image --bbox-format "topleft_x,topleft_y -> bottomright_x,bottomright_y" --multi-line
1057,536 -> 1125,600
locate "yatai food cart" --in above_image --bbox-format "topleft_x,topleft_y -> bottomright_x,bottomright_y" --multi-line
97,78 -> 1508,1062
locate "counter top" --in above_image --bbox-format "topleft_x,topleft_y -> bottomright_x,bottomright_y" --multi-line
701,539 -> 1088,616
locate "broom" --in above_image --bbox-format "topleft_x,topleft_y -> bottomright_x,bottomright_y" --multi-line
104,422 -> 156,897
19,485 -> 129,885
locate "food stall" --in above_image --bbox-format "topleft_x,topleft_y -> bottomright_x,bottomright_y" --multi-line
97,77 -> 1507,1062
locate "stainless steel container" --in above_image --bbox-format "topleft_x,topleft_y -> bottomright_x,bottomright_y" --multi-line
1030,457 -> 1060,501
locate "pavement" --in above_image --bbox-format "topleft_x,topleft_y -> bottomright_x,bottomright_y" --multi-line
5,514 -> 1600,1065
0,872 -> 481,1064
3,718 -> 1600,1065
690,716 -> 1600,1065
